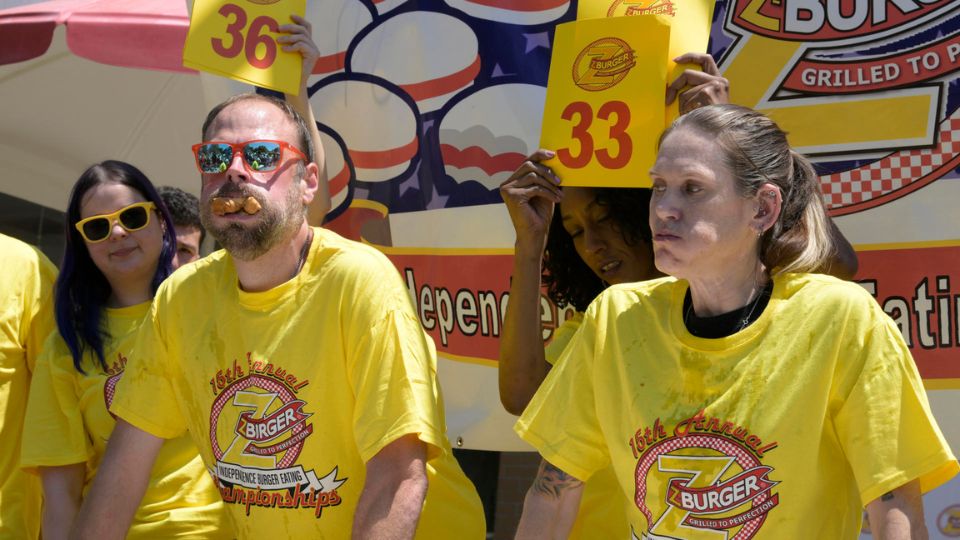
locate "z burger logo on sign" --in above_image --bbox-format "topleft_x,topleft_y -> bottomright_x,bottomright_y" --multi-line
572,37 -> 637,92
606,0 -> 677,17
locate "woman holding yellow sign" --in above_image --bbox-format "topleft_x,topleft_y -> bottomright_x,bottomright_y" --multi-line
512,105 -> 956,539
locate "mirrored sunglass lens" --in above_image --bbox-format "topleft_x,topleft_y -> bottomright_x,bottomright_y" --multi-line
198,144 -> 233,173
82,218 -> 111,241
119,206 -> 149,230
243,142 -> 282,171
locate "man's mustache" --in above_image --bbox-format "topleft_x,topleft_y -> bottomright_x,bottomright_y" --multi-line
210,184 -> 259,201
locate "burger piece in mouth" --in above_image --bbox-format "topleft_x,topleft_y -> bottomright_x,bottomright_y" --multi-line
211,197 -> 262,216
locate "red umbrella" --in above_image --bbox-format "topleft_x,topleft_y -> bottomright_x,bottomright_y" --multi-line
0,0 -> 243,210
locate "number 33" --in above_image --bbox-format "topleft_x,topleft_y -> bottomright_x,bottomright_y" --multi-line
557,100 -> 632,170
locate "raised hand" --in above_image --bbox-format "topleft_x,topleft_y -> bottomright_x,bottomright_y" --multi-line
666,52 -> 730,114
499,150 -> 563,254
277,14 -> 319,91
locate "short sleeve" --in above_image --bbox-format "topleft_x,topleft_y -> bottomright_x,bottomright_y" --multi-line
544,312 -> 584,366
22,247 -> 57,373
335,246 -> 450,463
834,314 -> 958,505
515,308 -> 608,482
110,299 -> 188,439
348,308 -> 448,463
21,337 -> 91,471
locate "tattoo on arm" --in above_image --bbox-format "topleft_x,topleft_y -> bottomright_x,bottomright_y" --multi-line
532,460 -> 583,499
881,491 -> 894,502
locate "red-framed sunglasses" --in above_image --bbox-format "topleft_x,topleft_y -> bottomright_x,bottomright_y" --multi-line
191,140 -> 307,174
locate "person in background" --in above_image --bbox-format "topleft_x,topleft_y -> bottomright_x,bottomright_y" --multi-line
157,186 -> 204,269
513,105 -> 955,539
0,233 -> 57,539
21,161 -> 231,539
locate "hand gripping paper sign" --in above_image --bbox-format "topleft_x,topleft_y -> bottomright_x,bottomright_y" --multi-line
183,0 -> 305,95
539,16 -> 670,188
577,0 -> 716,124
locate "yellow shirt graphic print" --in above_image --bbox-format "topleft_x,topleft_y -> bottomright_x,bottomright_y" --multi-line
113,228 -> 485,537
517,273 -> 957,540
630,413 -> 780,539
209,356 -> 347,518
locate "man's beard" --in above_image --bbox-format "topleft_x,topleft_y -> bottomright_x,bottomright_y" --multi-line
201,179 -> 305,261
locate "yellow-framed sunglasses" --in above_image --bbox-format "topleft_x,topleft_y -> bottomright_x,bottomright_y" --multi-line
74,201 -> 156,243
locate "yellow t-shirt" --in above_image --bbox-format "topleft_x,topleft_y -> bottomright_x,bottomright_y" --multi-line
518,273 -> 958,539
112,227 -> 485,538
21,302 -> 231,538
545,312 -> 629,539
0,234 -> 55,539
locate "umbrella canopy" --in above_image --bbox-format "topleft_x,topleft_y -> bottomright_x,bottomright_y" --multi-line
0,0 -> 245,211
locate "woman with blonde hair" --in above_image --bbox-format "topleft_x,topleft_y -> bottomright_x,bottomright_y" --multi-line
514,105 -> 956,539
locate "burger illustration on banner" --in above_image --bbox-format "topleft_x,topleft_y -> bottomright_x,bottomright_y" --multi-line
309,76 -> 420,183
304,0 -> 373,79
438,83 -> 546,190
370,0 -> 408,15
315,125 -> 354,220
350,11 -> 481,114
443,0 -> 570,25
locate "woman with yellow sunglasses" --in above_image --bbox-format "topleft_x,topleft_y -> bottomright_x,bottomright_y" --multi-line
20,161 -> 231,539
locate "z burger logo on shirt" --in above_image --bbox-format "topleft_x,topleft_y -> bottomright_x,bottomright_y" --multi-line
629,411 -> 780,539
208,353 -> 347,518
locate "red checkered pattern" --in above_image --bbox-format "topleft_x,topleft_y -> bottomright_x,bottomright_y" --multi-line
103,371 -> 122,415
633,433 -> 770,539
820,114 -> 960,209
209,374 -> 305,467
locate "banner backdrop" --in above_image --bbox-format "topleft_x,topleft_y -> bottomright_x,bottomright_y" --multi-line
296,0 -> 960,534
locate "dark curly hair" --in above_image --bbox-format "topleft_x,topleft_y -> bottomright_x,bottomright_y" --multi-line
542,187 -> 652,311
158,186 -> 205,244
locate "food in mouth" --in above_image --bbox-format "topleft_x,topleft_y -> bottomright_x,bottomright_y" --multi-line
210,196 -> 262,216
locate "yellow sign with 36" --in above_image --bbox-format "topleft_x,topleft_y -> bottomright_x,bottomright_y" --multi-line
183,0 -> 305,95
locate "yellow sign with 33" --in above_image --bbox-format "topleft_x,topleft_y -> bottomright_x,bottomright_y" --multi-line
539,16 -> 669,188
577,0 -> 716,123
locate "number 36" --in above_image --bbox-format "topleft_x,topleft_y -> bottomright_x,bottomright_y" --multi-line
211,4 -> 279,69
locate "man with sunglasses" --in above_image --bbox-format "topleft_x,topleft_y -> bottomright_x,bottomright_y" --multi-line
72,60 -> 484,540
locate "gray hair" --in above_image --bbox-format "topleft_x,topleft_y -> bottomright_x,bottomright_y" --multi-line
659,104 -> 833,274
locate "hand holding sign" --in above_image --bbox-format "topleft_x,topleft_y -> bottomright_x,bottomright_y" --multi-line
184,0 -> 306,95
539,16 -> 670,188
666,52 -> 729,115
276,14 -> 319,93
